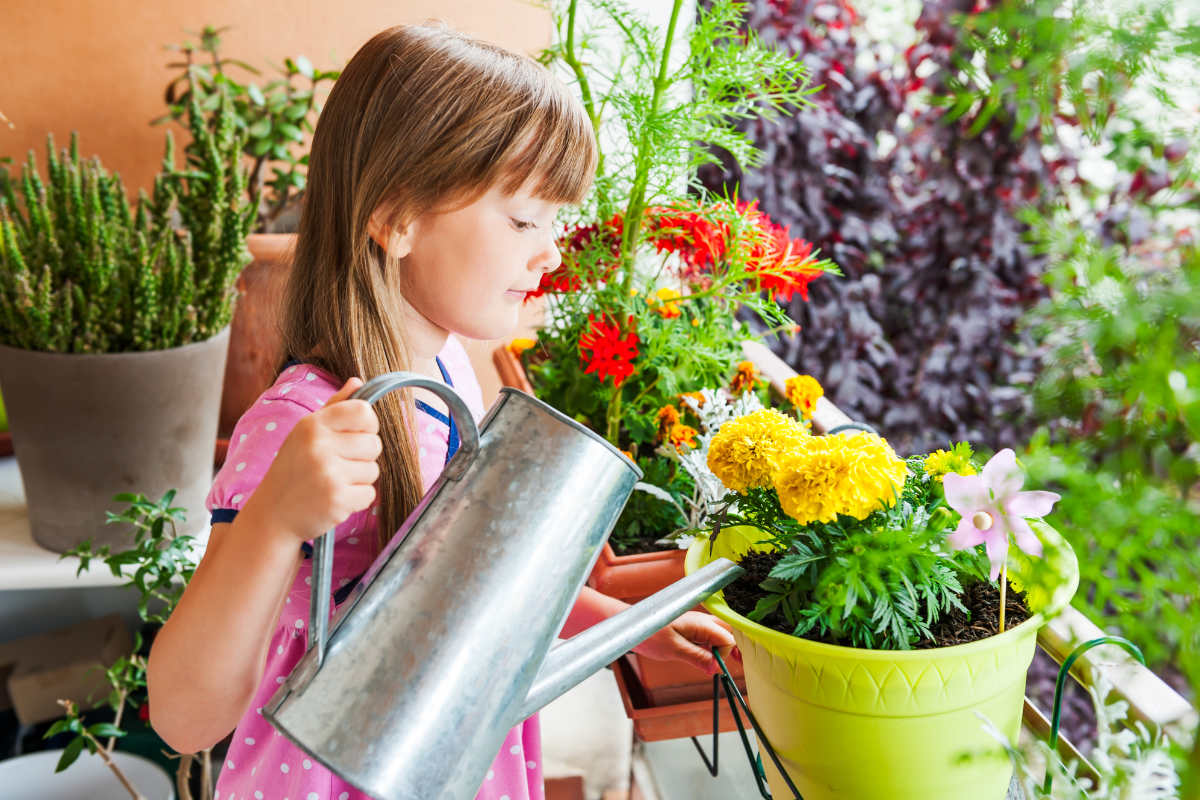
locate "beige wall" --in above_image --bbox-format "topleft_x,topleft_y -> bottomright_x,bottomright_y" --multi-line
0,0 -> 552,403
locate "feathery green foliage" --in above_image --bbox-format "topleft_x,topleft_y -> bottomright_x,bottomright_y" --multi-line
717,456 -> 990,650
937,0 -> 1189,141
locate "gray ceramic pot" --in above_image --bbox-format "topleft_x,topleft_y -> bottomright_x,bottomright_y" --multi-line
0,328 -> 229,552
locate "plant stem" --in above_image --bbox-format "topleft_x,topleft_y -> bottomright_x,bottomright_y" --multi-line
620,0 -> 686,294
201,748 -> 213,800
564,0 -> 605,183
606,384 -> 623,445
176,752 -> 194,800
85,732 -> 145,800
106,686 -> 127,752
999,561 -> 1008,634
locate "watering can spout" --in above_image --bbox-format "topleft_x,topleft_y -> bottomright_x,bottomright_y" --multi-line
520,558 -> 744,719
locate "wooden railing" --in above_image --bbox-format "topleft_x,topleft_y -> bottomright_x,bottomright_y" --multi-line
742,339 -> 1198,767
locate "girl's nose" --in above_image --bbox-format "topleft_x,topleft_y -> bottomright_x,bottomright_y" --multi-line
535,235 -> 562,274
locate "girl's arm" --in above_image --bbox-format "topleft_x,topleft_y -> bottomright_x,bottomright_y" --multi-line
147,510 -> 303,753
562,586 -> 736,676
148,377 -> 381,754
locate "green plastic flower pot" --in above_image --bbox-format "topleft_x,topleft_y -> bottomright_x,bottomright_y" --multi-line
684,523 -> 1078,800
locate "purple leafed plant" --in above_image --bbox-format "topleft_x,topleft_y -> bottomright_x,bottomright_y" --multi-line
698,0 -> 1071,456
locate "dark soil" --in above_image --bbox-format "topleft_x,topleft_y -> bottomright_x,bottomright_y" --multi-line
611,534 -> 675,555
723,550 -> 1031,649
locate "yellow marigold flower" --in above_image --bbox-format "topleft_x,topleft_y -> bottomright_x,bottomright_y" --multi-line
773,431 -> 907,525
923,444 -> 977,480
650,287 -> 682,318
785,374 -> 824,420
629,288 -> 640,297
668,423 -> 698,451
691,318 -> 701,327
655,405 -> 681,442
507,337 -> 536,355
729,360 -> 760,395
707,409 -> 807,493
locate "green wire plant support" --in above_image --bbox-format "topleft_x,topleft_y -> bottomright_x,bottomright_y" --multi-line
690,647 -> 804,799
1042,635 -> 1145,796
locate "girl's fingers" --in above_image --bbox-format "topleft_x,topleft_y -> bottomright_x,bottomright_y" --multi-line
323,399 -> 379,433
338,457 -> 381,486
337,432 -> 383,461
324,377 -> 364,407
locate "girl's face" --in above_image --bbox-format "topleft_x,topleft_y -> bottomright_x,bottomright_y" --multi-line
394,182 -> 563,347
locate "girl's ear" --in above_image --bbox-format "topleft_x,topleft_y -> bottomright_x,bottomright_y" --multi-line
367,208 -> 416,259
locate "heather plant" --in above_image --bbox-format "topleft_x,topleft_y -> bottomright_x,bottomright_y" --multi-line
155,24 -> 340,232
0,79 -> 253,353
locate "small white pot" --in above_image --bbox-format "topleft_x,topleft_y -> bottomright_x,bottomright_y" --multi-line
0,748 -> 174,800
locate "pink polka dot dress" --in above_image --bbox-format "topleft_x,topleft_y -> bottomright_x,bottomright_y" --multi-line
206,335 -> 544,800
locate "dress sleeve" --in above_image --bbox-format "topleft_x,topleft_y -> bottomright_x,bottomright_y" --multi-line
206,395 -> 320,525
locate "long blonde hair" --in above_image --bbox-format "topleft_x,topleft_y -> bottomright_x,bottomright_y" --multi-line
280,23 -> 597,552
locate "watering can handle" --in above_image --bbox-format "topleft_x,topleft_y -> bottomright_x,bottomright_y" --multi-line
308,372 -> 481,666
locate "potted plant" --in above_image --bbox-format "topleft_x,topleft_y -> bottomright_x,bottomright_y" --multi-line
40,490 -> 211,799
0,81 -> 253,552
155,25 -> 340,440
683,403 -> 1079,799
495,0 -> 837,601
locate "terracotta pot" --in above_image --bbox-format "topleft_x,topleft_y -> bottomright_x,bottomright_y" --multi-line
219,233 -> 296,438
0,328 -> 229,552
611,654 -> 747,742
627,649 -> 746,708
586,543 -> 686,603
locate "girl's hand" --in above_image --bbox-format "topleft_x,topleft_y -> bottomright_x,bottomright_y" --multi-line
632,610 -> 739,676
249,377 -> 383,544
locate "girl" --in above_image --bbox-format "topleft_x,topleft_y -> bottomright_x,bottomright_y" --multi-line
147,22 -> 736,800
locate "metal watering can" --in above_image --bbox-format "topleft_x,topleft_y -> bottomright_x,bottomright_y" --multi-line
262,373 -> 743,800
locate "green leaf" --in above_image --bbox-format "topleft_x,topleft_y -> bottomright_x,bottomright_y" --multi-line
55,736 -> 85,772
276,122 -> 304,143
294,55 -> 314,80
86,722 -> 125,738
247,84 -> 266,106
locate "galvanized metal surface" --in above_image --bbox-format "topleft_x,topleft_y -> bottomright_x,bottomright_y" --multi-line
263,377 -> 741,800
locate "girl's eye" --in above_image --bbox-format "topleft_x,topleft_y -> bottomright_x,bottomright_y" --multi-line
510,218 -> 537,232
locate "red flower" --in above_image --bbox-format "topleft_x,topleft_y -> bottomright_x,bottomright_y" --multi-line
138,701 -> 150,723
645,205 -> 729,280
579,314 -> 639,388
739,201 -> 822,303
525,216 -> 624,301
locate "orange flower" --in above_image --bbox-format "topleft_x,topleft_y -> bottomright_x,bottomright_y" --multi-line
678,391 -> 706,411
648,287 -> 683,318
621,449 -> 636,462
667,423 -> 698,451
656,405 -> 681,441
785,374 -> 824,420
729,360 -> 760,395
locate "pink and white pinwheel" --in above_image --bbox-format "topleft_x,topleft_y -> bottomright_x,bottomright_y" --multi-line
942,448 -> 1060,581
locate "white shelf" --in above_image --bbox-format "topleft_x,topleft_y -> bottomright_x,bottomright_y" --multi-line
0,456 -> 209,591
